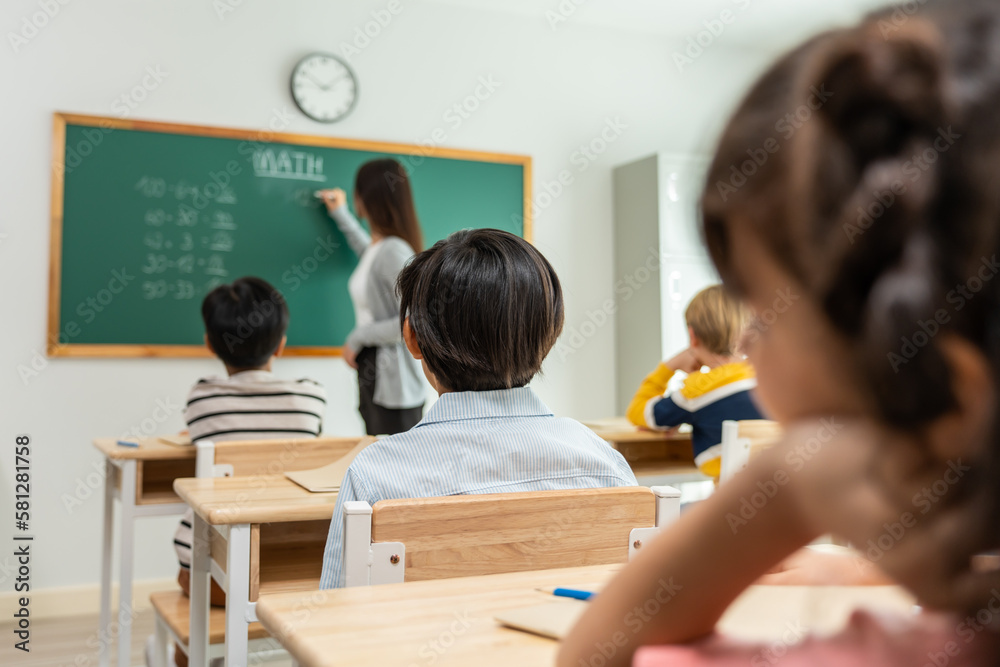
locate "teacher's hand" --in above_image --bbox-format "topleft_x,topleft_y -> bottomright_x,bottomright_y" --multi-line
342,344 -> 359,369
318,188 -> 347,215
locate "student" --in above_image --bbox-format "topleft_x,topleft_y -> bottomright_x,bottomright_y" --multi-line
166,277 -> 326,667
319,158 -> 426,436
318,229 -> 637,588
559,1 -> 1000,664
625,285 -> 762,479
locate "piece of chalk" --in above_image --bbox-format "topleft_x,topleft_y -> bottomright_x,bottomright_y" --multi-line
314,191 -> 327,199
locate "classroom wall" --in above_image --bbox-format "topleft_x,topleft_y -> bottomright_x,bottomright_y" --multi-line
0,0 -> 775,594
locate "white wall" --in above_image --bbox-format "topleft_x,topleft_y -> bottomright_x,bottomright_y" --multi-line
0,0 -> 774,593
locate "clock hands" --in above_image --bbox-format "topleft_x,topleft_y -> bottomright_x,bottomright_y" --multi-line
301,72 -> 331,90
300,72 -> 350,92
324,75 -> 348,91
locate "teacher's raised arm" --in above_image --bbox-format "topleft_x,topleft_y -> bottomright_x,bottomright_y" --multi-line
317,158 -> 426,436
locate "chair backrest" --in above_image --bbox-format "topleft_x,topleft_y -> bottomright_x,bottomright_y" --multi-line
342,485 -> 681,586
719,420 -> 782,483
195,436 -> 364,478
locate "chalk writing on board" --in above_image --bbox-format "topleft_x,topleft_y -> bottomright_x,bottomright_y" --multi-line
144,209 -> 167,226
141,279 -> 198,301
204,254 -> 228,277
252,149 -> 326,182
291,188 -> 319,207
135,176 -> 166,198
177,205 -> 198,227
209,211 -> 237,230
134,175 -> 237,301
135,176 -> 238,209
207,231 -> 235,252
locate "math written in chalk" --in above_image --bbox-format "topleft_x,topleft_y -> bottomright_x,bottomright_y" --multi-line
134,175 -> 238,300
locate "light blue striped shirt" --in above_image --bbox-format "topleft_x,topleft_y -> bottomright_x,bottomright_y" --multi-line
318,386 -> 637,588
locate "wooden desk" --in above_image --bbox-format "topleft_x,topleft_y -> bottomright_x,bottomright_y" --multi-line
585,418 -> 705,482
174,475 -> 338,667
257,564 -> 618,667
256,565 -> 918,667
92,437 -> 196,667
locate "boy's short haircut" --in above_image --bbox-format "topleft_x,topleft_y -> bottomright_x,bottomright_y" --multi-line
684,285 -> 749,356
397,228 -> 564,392
201,277 -> 289,369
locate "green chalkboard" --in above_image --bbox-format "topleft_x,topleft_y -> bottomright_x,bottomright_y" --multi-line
49,114 -> 529,357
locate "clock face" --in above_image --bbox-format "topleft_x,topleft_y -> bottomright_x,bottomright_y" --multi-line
290,53 -> 358,123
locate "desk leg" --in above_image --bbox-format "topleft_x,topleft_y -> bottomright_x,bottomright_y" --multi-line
189,513 -> 210,667
225,523 -> 251,667
98,459 -> 115,667
117,460 -> 137,667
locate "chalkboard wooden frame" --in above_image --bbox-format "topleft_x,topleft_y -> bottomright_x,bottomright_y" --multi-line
48,112 -> 532,358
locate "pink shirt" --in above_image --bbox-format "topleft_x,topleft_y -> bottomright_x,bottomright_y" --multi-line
634,611 -> 998,667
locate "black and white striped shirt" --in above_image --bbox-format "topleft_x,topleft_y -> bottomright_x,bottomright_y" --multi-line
184,370 -> 326,442
174,370 -> 326,568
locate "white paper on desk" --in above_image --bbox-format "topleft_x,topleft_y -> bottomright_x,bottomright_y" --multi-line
495,600 -> 589,640
284,436 -> 377,493
716,586 -> 915,643
495,585 -> 915,642
717,585 -> 916,642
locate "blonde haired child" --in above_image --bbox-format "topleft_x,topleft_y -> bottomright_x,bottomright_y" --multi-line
626,284 -> 760,478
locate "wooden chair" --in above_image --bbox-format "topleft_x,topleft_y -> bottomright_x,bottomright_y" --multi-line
148,436 -> 364,667
719,420 -> 782,484
149,590 -> 274,665
342,485 -> 681,587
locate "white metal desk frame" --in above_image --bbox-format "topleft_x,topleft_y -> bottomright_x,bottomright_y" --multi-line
99,454 -> 189,667
187,440 -> 279,667
148,440 -> 285,667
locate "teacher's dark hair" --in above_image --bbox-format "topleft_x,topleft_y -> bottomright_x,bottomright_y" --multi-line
397,229 -> 564,392
355,158 -> 424,253
202,277 -> 289,369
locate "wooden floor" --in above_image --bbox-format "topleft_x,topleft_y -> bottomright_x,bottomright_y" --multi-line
0,610 -> 292,667
0,608 -> 156,667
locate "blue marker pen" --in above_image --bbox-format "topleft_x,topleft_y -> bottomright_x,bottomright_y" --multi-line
552,588 -> 594,601
116,440 -> 140,448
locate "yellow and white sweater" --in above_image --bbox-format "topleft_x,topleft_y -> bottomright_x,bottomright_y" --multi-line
626,361 -> 761,479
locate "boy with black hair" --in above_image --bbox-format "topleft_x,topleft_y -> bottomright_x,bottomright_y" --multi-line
164,277 -> 326,667
319,229 -> 636,589
183,276 -> 326,441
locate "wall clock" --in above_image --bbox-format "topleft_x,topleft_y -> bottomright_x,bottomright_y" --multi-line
290,52 -> 358,123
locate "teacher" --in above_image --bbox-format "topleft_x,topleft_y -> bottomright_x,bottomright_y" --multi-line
319,158 -> 426,435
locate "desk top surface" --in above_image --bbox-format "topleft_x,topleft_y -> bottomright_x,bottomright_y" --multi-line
255,564 -> 917,667
584,418 -> 691,444
94,422 -> 682,459
93,437 -> 195,461
256,564 -> 618,667
173,475 -> 338,525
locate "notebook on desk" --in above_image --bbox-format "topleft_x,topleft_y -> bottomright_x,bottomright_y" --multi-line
284,436 -> 377,493
495,600 -> 589,640
495,585 -> 917,642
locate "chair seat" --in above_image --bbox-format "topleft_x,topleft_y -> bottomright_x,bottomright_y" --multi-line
150,589 -> 269,645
